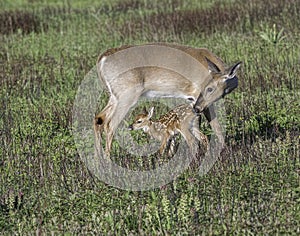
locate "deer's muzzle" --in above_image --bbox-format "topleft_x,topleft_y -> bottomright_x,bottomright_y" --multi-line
193,92 -> 204,115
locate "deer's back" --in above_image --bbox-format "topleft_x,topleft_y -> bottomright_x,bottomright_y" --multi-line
97,43 -> 225,72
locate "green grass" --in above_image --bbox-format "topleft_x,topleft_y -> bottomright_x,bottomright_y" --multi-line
0,0 -> 299,234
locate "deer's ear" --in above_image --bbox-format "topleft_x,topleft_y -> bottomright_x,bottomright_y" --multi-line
206,57 -> 221,73
148,107 -> 154,119
226,61 -> 242,79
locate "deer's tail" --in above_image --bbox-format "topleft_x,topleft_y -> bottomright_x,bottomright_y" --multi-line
94,115 -> 105,158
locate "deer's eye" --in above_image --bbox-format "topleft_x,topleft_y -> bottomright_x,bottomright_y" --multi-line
137,120 -> 142,124
207,87 -> 214,93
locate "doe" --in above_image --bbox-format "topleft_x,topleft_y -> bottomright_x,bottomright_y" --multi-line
94,43 -> 241,156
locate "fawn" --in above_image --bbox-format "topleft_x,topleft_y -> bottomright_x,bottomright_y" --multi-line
128,104 -> 208,156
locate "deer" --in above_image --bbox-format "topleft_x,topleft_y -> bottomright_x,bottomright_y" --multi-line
128,104 -> 208,157
94,43 -> 241,156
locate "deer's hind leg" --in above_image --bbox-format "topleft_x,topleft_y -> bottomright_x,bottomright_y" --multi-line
165,134 -> 181,157
95,87 -> 144,156
94,97 -> 117,155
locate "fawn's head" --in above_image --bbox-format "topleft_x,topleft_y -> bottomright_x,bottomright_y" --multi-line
128,107 -> 154,132
193,58 -> 242,114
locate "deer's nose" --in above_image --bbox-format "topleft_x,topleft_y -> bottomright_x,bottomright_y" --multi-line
128,125 -> 133,130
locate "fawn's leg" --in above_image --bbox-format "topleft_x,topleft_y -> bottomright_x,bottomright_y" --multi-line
159,133 -> 172,156
166,136 -> 177,157
178,119 -> 202,157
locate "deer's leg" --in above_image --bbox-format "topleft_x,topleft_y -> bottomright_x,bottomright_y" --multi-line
94,97 -> 117,156
159,137 -> 167,155
190,116 -> 208,153
191,127 -> 208,154
179,125 -> 200,157
203,104 -> 225,149
159,133 -> 171,156
95,99 -> 115,127
104,88 -> 143,155
167,136 -> 176,157
163,134 -> 177,157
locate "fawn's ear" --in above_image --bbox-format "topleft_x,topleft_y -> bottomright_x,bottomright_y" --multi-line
148,107 -> 154,119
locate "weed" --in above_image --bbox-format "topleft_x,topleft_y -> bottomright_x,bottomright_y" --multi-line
259,24 -> 287,45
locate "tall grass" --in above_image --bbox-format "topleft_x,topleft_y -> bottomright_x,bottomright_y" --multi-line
0,0 -> 299,234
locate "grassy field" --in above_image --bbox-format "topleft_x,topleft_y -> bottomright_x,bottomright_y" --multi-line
0,0 -> 299,234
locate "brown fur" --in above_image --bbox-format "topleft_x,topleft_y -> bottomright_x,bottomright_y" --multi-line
129,104 -> 208,156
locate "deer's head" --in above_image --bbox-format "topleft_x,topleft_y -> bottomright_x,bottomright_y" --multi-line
193,59 -> 242,114
128,107 -> 154,132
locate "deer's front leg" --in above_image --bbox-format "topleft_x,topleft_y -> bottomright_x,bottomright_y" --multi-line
203,104 -> 225,150
190,117 -> 208,154
191,127 -> 208,154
